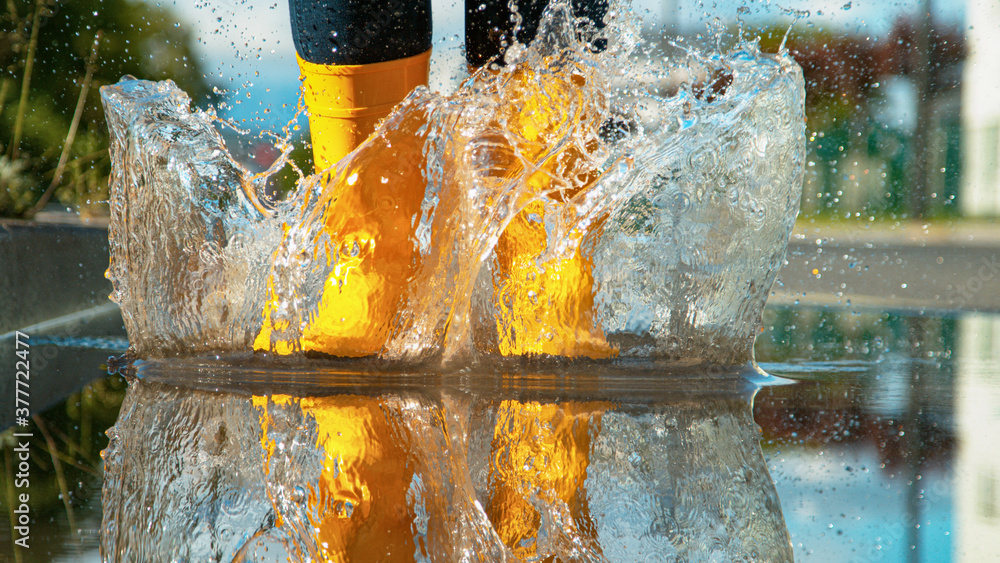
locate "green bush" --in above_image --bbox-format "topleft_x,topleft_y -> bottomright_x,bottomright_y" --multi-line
0,0 -> 209,217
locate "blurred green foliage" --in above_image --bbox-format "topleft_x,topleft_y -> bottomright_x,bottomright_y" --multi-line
0,0 -> 210,217
755,20 -> 965,221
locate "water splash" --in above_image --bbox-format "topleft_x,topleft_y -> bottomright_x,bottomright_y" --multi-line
102,79 -> 282,356
101,1 -> 805,367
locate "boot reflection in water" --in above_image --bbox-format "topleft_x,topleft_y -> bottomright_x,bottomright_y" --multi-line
253,395 -> 417,561
486,400 -> 607,560
250,397 -> 608,561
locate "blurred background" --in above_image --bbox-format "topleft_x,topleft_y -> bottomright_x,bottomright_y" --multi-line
0,0 -> 994,222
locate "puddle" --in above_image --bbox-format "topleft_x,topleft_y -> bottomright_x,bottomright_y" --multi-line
3,306 -> 995,561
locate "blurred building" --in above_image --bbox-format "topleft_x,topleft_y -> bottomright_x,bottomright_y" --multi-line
961,1 -> 1000,217
779,13 -> 965,218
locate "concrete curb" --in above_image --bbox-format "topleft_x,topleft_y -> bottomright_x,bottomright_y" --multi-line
1,219 -> 116,334
0,219 -> 126,429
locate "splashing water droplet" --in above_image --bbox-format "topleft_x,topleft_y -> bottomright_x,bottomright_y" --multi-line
101,1 -> 805,367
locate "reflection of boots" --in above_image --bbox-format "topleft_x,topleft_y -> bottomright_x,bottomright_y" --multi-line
486,400 -> 608,559
254,395 -> 416,561
254,0 -> 432,357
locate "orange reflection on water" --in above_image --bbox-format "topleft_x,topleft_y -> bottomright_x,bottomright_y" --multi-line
254,394 -> 417,561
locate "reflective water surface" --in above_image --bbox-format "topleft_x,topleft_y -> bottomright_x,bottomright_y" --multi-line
101,368 -> 790,561
3,305 -> 998,561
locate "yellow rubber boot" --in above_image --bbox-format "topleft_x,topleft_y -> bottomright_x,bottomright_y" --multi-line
300,50 -> 432,170
491,65 -> 615,359
254,50 -> 431,357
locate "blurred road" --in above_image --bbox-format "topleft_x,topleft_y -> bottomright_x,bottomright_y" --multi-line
773,222 -> 1000,313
